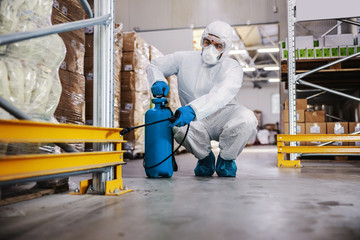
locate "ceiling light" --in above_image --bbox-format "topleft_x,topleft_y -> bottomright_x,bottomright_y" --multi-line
268,78 -> 280,82
243,67 -> 256,72
229,49 -> 247,55
263,66 -> 280,71
257,48 -> 279,53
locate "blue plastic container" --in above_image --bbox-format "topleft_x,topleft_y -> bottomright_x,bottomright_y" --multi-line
144,98 -> 173,178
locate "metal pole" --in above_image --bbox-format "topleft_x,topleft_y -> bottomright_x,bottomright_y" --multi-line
0,15 -> 109,46
340,19 -> 360,27
296,51 -> 360,80
0,96 -> 77,153
92,0 -> 115,194
320,22 -> 342,38
77,0 -> 94,18
306,91 -> 327,100
297,79 -> 360,102
287,0 -> 297,160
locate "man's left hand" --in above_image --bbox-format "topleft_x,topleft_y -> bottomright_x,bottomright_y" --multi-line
169,106 -> 196,127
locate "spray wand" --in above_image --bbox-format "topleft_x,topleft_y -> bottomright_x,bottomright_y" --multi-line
120,110 -> 181,136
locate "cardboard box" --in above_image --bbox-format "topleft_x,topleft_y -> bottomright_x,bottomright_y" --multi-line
84,57 -> 93,76
339,46 -> 347,57
331,47 -> 339,58
283,109 -> 305,123
55,70 -> 85,125
323,47 -> 331,58
349,122 -> 360,146
347,46 -> 356,56
315,47 -> 323,59
305,122 -> 326,145
121,52 -> 135,71
53,0 -> 85,21
305,110 -> 325,122
284,123 -> 305,134
123,32 -> 149,59
296,36 -> 314,49
285,98 -> 308,110
281,41 -> 286,49
149,45 -> 164,61
298,48 -> 306,59
85,33 -> 93,58
326,122 -> 349,146
324,34 -> 354,47
356,46 -> 360,54
314,37 -> 324,48
281,49 -> 288,60
120,90 -> 150,111
52,10 -> 85,75
121,71 -> 136,91
306,48 -> 314,59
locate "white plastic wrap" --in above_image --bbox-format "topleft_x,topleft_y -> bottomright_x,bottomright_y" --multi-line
0,0 -> 66,157
0,0 -> 66,121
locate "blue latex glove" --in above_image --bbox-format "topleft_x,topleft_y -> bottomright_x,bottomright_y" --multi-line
169,106 -> 196,127
151,81 -> 169,97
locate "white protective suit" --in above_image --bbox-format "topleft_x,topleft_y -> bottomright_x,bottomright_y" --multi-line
146,21 -> 258,160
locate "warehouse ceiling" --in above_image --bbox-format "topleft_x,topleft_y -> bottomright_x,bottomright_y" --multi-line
193,23 -> 280,88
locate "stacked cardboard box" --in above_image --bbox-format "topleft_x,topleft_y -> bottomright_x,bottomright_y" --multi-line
52,0 -> 86,126
84,23 -> 123,127
120,32 -> 151,155
283,99 -> 307,135
281,34 -> 359,61
283,98 -> 360,146
349,122 -> 360,146
149,45 -> 182,112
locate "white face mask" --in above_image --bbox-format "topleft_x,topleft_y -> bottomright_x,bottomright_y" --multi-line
202,45 -> 220,65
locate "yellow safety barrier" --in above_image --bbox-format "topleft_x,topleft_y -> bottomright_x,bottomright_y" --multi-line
277,134 -> 360,168
0,119 -> 132,196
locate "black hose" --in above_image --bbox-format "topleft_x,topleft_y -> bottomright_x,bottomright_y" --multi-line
143,123 -> 190,170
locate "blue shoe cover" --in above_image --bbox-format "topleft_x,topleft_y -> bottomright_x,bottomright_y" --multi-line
215,155 -> 237,177
194,151 -> 215,176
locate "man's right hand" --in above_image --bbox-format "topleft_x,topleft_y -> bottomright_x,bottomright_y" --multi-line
151,81 -> 169,97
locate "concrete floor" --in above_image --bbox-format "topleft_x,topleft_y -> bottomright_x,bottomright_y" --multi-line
1,145 -> 360,240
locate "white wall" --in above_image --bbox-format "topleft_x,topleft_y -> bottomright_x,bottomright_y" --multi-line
115,0 -> 281,31
237,83 -> 280,126
137,29 -> 193,55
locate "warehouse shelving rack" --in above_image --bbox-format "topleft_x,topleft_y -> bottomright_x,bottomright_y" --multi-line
0,0 -> 132,195
279,0 -> 360,167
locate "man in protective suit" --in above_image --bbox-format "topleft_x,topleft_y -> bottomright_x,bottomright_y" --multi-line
146,21 -> 258,177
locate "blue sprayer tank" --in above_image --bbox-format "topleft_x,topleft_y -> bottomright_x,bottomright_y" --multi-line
144,98 -> 174,178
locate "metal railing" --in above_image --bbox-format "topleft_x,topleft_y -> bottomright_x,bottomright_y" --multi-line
0,0 -> 117,194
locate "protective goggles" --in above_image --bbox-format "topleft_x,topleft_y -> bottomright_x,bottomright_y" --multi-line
201,34 -> 226,53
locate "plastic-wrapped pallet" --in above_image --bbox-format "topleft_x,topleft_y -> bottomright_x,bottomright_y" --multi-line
0,0 -> 66,157
51,0 -> 86,131
84,23 -> 123,128
149,45 -> 183,152
121,32 -> 151,156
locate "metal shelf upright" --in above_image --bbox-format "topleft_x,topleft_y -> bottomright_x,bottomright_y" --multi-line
0,0 -> 131,195
280,0 -> 360,168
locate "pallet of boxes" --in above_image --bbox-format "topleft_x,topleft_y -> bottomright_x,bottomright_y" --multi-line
47,0 -> 87,189
84,24 -> 123,130
120,32 -> 151,158
149,45 -> 184,152
120,33 -> 183,158
284,98 -> 360,160
83,0 -> 122,134
52,0 -> 86,138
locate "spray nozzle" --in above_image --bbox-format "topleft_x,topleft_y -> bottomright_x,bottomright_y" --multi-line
120,127 -> 133,136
